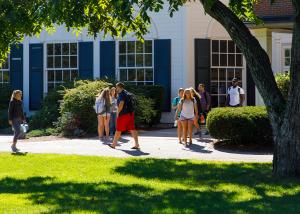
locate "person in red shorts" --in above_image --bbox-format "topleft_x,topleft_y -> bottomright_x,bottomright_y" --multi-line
109,82 -> 140,149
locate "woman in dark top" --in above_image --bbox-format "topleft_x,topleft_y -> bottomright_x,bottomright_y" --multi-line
8,90 -> 26,152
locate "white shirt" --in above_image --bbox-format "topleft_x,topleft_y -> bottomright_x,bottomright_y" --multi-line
180,99 -> 196,119
228,86 -> 245,106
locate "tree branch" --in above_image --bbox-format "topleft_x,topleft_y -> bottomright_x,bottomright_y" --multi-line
199,0 -> 286,123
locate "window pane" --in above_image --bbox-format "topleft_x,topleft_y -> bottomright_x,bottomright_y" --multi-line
220,54 -> 227,66
56,70 -> 62,81
55,56 -> 61,68
211,68 -> 218,81
70,43 -> 77,55
55,43 -> 62,55
219,95 -> 226,107
228,54 -> 235,66
48,83 -> 55,91
137,69 -> 144,81
227,68 -> 235,81
127,54 -> 135,67
210,82 -> 218,94
70,56 -> 77,68
62,56 -> 69,68
236,45 -> 241,53
119,42 -> 126,54
228,41 -> 235,53
120,69 -> 127,81
47,44 -> 54,55
145,54 -> 152,66
128,69 -> 136,81
71,70 -> 78,81
219,68 -> 226,81
235,68 -> 242,80
212,54 -> 219,66
3,71 -> 9,82
145,69 -> 153,81
63,70 -> 70,81
119,55 -> 126,67
47,57 -> 54,68
285,49 -> 291,57
1,60 -> 8,69
136,54 -> 143,67
136,41 -> 143,53
137,82 -> 145,86
236,54 -> 243,66
62,43 -> 69,55
145,41 -> 152,53
212,40 -> 219,52
285,58 -> 291,66
219,82 -> 227,94
127,41 -> 135,53
211,95 -> 218,107
220,40 -> 227,53
48,70 -> 55,81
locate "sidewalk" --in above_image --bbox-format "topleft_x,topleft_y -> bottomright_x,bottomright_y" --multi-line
0,129 -> 272,162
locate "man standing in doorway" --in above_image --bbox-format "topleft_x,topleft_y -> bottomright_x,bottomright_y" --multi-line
109,82 -> 140,149
226,78 -> 245,107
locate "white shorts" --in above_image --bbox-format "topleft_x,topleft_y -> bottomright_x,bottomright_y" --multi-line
98,113 -> 111,117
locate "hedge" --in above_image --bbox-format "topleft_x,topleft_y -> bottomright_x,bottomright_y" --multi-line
207,106 -> 273,144
0,84 -> 12,129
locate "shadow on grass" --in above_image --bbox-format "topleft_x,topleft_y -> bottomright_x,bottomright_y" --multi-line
1,160 -> 300,213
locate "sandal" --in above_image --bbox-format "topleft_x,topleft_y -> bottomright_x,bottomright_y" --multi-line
108,144 -> 116,149
179,141 -> 183,144
131,146 -> 140,150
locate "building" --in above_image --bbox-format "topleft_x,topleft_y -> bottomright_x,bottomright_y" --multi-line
0,0 -> 293,122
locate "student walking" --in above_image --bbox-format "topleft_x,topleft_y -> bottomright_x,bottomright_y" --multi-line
177,88 -> 198,146
8,90 -> 26,152
109,87 -> 118,136
172,88 -> 184,144
198,83 -> 211,135
109,82 -> 140,149
226,78 -> 245,107
190,88 -> 202,137
95,88 -> 111,141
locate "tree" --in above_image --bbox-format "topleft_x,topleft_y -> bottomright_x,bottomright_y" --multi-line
0,0 -> 299,176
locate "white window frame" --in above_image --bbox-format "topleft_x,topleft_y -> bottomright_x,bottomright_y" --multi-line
44,42 -> 79,93
282,45 -> 291,72
116,39 -> 154,85
0,57 -> 10,84
210,39 -> 246,107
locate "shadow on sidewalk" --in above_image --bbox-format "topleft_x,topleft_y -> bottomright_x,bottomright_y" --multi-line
185,144 -> 212,154
119,149 -> 150,157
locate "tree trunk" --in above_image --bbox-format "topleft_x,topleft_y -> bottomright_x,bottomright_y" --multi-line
199,0 -> 300,176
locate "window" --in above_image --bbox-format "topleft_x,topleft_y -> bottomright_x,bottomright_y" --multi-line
46,43 -> 78,91
118,40 -> 154,85
0,58 -> 9,84
211,40 -> 244,107
283,47 -> 291,71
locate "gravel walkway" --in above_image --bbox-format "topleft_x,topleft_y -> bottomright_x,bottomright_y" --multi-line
0,129 -> 272,162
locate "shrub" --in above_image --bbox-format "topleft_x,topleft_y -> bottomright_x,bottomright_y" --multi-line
29,84 -> 71,129
275,72 -> 290,98
0,110 -> 9,129
207,106 -> 273,144
135,95 -> 157,127
0,84 -> 12,129
27,128 -> 59,138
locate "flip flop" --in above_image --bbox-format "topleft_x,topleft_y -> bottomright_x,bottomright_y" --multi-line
108,144 -> 116,149
131,146 -> 140,150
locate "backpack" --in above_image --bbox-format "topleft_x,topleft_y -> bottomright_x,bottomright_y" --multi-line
124,91 -> 136,113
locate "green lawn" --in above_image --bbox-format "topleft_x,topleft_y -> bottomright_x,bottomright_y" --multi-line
0,153 -> 299,213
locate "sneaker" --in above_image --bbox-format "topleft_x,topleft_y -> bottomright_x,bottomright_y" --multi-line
11,146 -> 19,153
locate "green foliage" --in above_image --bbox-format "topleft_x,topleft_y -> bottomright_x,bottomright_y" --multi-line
135,95 -> 157,127
27,128 -> 59,138
0,84 -> 12,129
207,106 -> 273,144
29,84 -> 71,130
57,80 -> 111,135
275,72 -> 290,98
229,0 -> 262,24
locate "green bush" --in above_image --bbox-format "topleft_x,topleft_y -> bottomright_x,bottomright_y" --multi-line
275,72 -> 290,98
0,110 -> 9,129
207,106 -> 273,144
135,95 -> 157,127
29,84 -> 71,129
0,84 -> 12,129
27,128 -> 59,138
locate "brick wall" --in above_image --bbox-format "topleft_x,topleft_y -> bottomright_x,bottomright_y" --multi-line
254,0 -> 295,17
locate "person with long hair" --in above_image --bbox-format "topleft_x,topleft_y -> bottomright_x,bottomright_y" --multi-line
173,88 -> 184,144
109,87 -> 118,136
177,88 -> 198,146
190,87 -> 202,137
95,87 -> 111,141
8,90 -> 26,152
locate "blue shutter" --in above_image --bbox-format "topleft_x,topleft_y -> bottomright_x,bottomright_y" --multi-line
10,44 -> 23,91
100,41 -> 115,79
29,44 -> 43,110
154,39 -> 171,112
79,42 -> 93,79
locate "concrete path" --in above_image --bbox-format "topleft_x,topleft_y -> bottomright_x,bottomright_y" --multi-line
0,129 -> 272,162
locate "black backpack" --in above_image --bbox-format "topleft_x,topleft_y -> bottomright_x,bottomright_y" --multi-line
124,91 -> 136,113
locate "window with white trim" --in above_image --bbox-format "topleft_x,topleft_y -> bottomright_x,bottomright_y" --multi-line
283,47 -> 291,72
118,40 -> 154,85
0,58 -> 9,84
46,43 -> 78,91
211,40 -> 244,107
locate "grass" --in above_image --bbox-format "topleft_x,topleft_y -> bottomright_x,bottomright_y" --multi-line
0,153 -> 300,213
